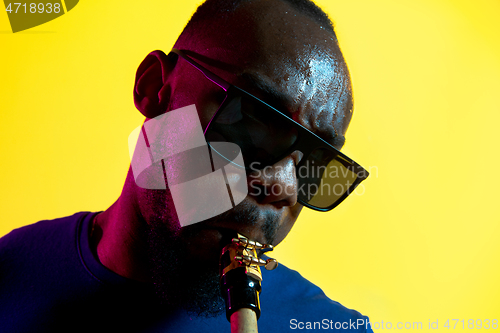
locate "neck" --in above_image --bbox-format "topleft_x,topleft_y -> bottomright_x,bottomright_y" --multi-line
91,177 -> 152,282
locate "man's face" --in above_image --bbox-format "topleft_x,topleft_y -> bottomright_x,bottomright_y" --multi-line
136,0 -> 353,314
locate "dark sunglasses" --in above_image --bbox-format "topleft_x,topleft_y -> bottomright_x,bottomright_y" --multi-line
170,48 -> 369,212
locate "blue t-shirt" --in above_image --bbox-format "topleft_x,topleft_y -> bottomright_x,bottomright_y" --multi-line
0,212 -> 373,333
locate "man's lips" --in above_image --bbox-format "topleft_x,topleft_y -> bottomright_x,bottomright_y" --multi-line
188,222 -> 270,251
195,226 -> 271,261
204,223 -> 269,247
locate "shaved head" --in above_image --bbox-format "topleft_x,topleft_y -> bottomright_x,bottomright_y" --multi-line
181,0 -> 335,41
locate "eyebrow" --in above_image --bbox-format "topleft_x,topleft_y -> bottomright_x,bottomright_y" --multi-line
239,72 -> 293,114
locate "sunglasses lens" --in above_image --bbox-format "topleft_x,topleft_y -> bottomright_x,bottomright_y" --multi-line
205,92 -> 298,169
297,147 -> 359,209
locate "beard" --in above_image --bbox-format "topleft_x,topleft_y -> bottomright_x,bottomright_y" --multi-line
145,196 -> 281,318
146,216 -> 225,317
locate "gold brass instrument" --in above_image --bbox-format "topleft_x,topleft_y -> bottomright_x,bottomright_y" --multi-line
219,234 -> 278,333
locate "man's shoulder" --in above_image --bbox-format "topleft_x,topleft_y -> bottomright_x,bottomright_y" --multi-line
0,212 -> 101,332
259,262 -> 372,332
0,212 -> 90,252
0,211 -> 95,280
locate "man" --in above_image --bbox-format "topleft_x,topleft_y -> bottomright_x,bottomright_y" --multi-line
0,0 -> 372,332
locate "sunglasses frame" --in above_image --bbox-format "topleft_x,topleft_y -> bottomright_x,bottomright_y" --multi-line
170,48 -> 369,212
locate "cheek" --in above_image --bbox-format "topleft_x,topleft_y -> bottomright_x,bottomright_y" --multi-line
137,188 -> 169,217
170,79 -> 224,130
273,204 -> 303,246
195,89 -> 227,130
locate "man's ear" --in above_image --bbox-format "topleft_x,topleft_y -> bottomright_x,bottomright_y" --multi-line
133,50 -> 176,118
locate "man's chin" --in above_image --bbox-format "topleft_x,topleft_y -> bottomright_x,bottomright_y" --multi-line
150,264 -> 225,317
144,197 -> 281,317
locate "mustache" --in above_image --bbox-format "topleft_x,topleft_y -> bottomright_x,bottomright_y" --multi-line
204,200 -> 281,245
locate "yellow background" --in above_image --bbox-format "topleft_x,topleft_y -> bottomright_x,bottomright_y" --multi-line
1,0 -> 499,331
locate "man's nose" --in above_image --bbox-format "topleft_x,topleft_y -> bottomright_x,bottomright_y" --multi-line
248,151 -> 302,209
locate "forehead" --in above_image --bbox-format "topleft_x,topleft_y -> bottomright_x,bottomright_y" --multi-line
241,45 -> 352,149
188,1 -> 353,149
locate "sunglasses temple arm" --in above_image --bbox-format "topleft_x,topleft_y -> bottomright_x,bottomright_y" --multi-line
171,48 -> 231,92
